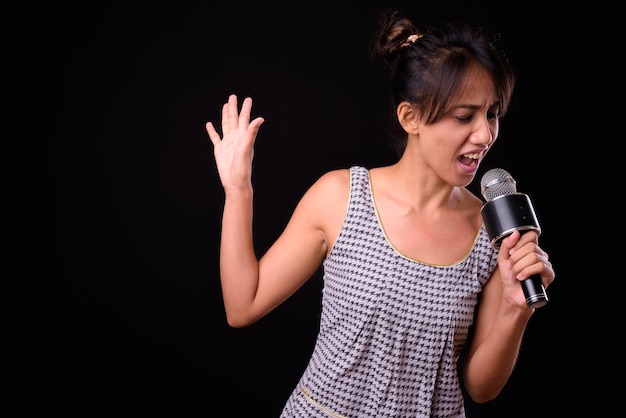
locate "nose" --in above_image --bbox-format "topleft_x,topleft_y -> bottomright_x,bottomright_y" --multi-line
470,117 -> 494,146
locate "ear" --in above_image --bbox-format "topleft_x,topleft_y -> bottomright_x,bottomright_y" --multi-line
397,101 -> 420,134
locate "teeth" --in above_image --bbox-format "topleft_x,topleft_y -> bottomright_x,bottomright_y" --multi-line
463,152 -> 482,159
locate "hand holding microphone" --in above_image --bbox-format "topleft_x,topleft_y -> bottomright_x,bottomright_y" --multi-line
480,168 -> 549,309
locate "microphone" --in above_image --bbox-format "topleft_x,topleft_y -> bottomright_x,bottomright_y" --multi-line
480,168 -> 549,309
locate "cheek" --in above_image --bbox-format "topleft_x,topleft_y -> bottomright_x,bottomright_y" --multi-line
491,121 -> 500,138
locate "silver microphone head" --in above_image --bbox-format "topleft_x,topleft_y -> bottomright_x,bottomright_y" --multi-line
480,168 -> 517,202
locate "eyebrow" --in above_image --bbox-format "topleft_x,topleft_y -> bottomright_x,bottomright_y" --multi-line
450,101 -> 502,111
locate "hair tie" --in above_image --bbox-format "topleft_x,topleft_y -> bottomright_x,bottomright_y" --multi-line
401,34 -> 423,47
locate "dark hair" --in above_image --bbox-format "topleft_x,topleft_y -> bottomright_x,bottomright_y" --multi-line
370,10 -> 516,155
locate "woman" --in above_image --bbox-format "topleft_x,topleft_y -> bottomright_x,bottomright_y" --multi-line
206,9 -> 555,418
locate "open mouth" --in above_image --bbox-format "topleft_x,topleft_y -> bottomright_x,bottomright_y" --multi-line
459,152 -> 481,167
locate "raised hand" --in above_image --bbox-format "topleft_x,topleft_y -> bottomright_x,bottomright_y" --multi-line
206,94 -> 265,192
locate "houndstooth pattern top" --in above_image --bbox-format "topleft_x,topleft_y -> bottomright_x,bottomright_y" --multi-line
280,166 -> 499,418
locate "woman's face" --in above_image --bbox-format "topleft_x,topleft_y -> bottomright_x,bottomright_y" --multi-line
417,67 -> 501,187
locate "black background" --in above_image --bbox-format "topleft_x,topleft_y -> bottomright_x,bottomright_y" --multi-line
22,0 -> 619,416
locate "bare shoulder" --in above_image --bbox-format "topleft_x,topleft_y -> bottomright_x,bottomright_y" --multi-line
313,168 -> 351,194
296,168 -> 351,255
300,168 -> 351,212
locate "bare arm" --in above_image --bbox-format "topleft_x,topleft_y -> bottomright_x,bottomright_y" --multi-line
463,229 -> 555,403
206,95 -> 345,328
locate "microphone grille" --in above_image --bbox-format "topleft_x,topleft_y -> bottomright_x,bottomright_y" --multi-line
480,168 -> 517,201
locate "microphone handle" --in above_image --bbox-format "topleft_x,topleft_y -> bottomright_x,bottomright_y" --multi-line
521,274 -> 549,309
481,194 -> 549,309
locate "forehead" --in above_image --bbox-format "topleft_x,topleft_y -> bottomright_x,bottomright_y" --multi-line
453,66 -> 498,106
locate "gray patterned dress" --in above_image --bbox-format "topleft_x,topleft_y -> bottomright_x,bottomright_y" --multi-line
280,166 -> 498,418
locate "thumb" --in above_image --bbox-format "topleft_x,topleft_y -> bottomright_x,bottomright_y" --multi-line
499,229 -> 521,259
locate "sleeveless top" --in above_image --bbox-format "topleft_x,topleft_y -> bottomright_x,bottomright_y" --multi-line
280,166 -> 498,418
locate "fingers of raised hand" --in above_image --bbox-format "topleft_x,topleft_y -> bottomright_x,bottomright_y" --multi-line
206,122 -> 221,146
209,95 -> 261,149
238,97 -> 253,128
229,94 -> 241,130
221,94 -> 254,134
221,97 -> 234,135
